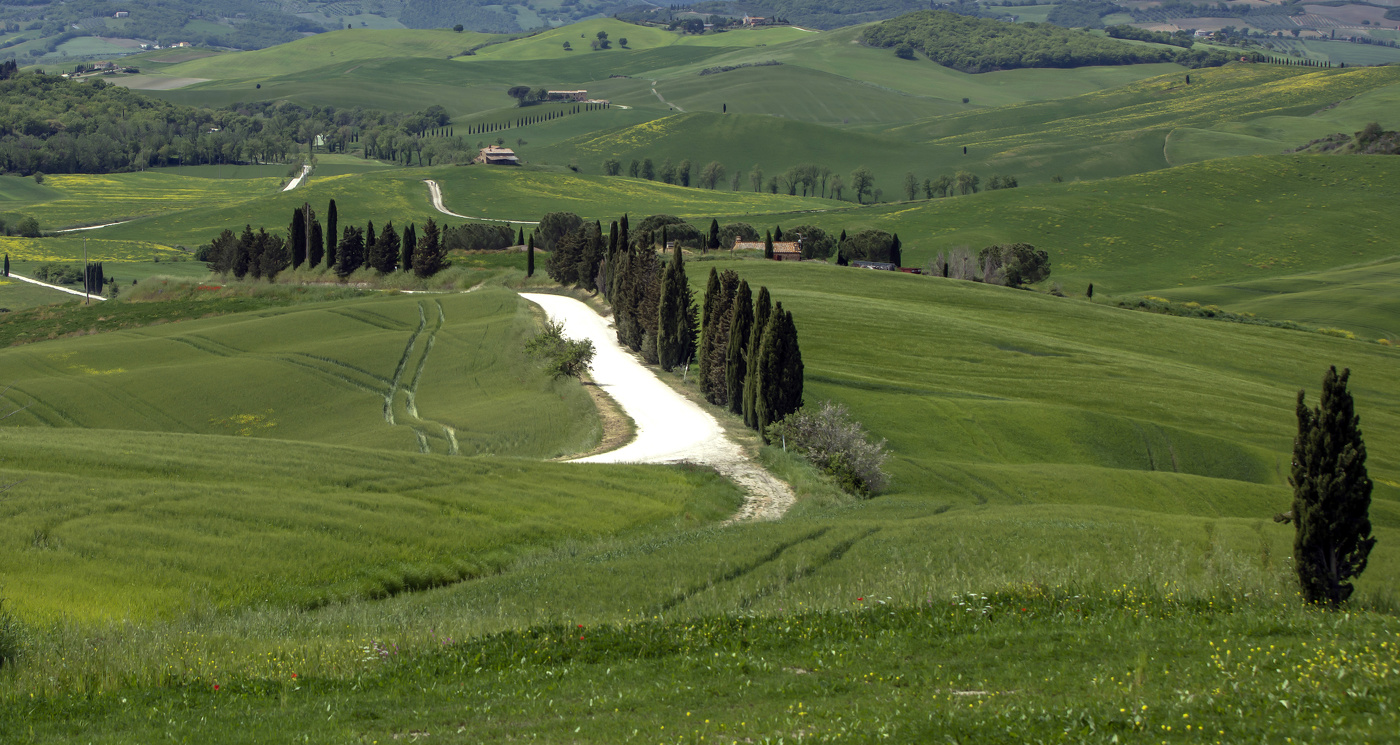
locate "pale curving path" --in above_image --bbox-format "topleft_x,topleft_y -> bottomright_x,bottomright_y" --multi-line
521,293 -> 794,522
54,220 -> 134,233
424,180 -> 539,225
5,272 -> 106,300
282,164 -> 313,192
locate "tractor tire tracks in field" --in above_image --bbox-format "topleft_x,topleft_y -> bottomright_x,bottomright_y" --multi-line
521,293 -> 796,524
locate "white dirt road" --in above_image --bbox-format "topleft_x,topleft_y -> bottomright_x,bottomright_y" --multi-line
521,293 -> 794,522
4,273 -> 106,300
54,220 -> 133,233
424,180 -> 539,225
282,164 -> 313,192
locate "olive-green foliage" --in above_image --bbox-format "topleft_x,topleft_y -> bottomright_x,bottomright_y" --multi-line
1291,366 -> 1376,606
977,242 -> 1050,287
656,241 -> 695,371
526,318 -> 596,380
861,10 -> 1235,72
725,280 -> 754,414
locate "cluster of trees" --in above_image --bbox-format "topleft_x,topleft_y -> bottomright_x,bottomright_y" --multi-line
1105,25 -> 1196,48
694,269 -> 805,438
0,71 -> 471,175
536,211 -> 803,435
862,10 -> 1239,72
471,102 -> 606,138
927,243 -> 1051,286
684,0 -> 925,30
0,215 -> 41,238
900,170 -> 1016,201
603,159 -> 879,203
202,199 -> 458,281
1046,1 -> 1124,30
835,229 -> 903,266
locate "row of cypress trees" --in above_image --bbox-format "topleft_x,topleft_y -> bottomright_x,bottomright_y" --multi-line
695,269 -> 804,439
205,199 -> 447,280
598,215 -> 699,368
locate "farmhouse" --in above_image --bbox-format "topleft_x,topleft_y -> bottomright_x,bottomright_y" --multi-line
732,240 -> 803,260
852,261 -> 898,271
114,11 -> 129,18
546,90 -> 588,102
743,16 -> 767,26
475,146 -> 520,166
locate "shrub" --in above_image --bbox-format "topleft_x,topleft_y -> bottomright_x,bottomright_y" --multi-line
526,318 -> 595,380
767,401 -> 889,496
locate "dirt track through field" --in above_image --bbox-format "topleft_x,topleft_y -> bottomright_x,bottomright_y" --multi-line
424,180 -> 539,225
521,293 -> 794,522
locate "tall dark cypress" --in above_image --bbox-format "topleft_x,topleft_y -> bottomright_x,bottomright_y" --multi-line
725,280 -> 753,414
309,219 -> 324,268
3,253 -> 8,277
518,226 -> 525,246
754,305 -> 803,438
526,232 -> 535,277
326,199 -> 338,268
698,268 -> 722,395
335,225 -> 365,277
1291,366 -> 1375,607
414,218 -> 442,278
890,233 -> 902,267
401,223 -> 416,273
743,286 -> 772,427
289,208 -> 306,269
365,220 -> 377,261
763,230 -> 774,260
708,218 -> 720,251
234,224 -> 255,279
656,241 -> 689,371
374,221 -> 399,273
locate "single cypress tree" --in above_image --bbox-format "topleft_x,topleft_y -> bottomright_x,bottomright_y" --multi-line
336,226 -> 365,277
309,219 -> 324,268
234,224 -> 255,279
289,208 -> 306,269
656,241 -> 688,370
1086,282 -> 1094,300
518,226 -> 525,246
743,286 -> 772,427
763,230 -> 774,260
890,233 -> 902,267
3,253 -> 8,277
365,220 -> 377,261
774,225 -> 783,241
401,223 -> 416,273
374,221 -> 400,273
414,218 -> 442,278
1291,366 -> 1375,607
326,199 -> 338,266
698,268 -> 721,394
708,218 -> 720,252
725,280 -> 753,414
526,232 -> 535,277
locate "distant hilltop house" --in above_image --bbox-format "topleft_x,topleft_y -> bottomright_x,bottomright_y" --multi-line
743,16 -> 767,26
545,90 -> 588,102
733,240 -> 802,260
114,11 -> 129,18
476,146 -> 520,166
173,41 -> 192,48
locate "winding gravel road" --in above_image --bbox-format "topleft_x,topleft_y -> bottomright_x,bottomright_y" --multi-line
521,293 -> 794,522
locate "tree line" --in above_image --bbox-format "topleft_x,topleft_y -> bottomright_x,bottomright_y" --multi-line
467,101 -> 609,137
862,10 -> 1240,72
0,71 -> 471,175
538,212 -> 805,437
201,198 -> 519,281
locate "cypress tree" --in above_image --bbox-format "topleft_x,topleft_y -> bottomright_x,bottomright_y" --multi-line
708,218 -> 720,251
774,225 -> 783,241
754,305 -> 803,439
414,218 -> 442,278
763,230 -> 774,260
365,220 -> 377,260
657,240 -> 688,370
526,232 -> 535,277
1086,282 -> 1094,300
3,253 -> 8,277
234,224 -> 255,279
336,225 -> 365,277
518,226 -> 525,246
890,233 -> 902,267
309,219 -> 324,268
698,268 -> 721,395
374,221 -> 400,273
743,286 -> 772,427
1291,366 -> 1376,607
289,208 -> 306,269
326,199 -> 338,267
725,280 -> 753,414
401,223 -> 416,273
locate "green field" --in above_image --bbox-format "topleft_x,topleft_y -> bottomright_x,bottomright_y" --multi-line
6,17 -> 1400,741
0,276 -> 75,311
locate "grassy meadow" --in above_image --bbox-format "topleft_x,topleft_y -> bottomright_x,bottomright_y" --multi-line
5,17 -> 1400,741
